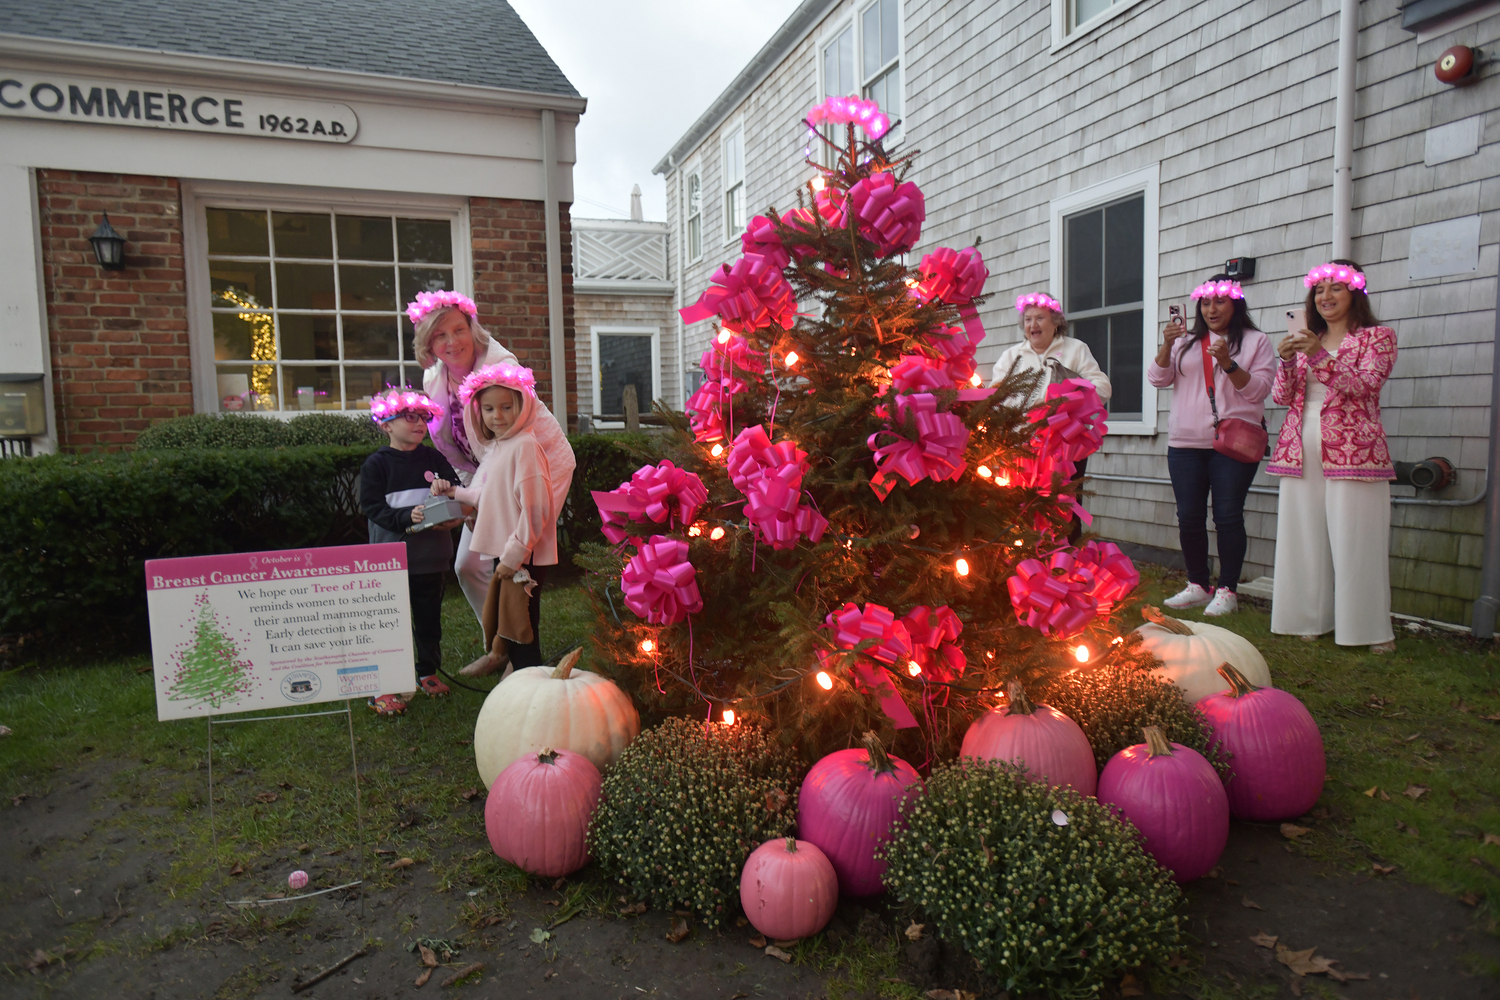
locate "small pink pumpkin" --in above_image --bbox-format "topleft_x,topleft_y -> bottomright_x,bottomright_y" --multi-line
739,837 -> 838,940
960,681 -> 1097,796
1097,726 -> 1229,882
1199,663 -> 1325,821
797,733 -> 922,896
484,747 -> 601,877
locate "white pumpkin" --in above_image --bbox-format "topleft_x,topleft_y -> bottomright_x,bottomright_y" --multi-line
474,651 -> 640,788
1134,607 -> 1272,703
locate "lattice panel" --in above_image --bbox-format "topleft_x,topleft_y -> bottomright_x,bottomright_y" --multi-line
575,228 -> 667,280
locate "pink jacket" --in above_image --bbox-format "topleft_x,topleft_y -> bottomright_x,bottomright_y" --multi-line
1147,330 -> 1276,449
454,429 -> 558,570
1267,325 -> 1396,481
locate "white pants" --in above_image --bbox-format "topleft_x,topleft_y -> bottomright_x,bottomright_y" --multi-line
455,524 -> 494,626
1271,383 -> 1393,645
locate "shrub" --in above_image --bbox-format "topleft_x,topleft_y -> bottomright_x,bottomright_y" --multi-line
587,717 -> 801,927
1037,661 -> 1229,775
881,759 -> 1184,997
135,412 -> 382,450
0,446 -> 369,635
284,413 -> 385,448
560,432 -> 659,556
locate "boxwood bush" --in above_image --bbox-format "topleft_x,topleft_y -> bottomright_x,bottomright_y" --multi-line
134,412 -> 383,450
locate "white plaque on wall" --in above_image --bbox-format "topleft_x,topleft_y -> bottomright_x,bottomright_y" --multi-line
1424,117 -> 1481,166
1409,215 -> 1480,280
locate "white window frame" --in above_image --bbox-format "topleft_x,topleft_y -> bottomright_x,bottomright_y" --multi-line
590,325 -> 662,418
1051,0 -> 1149,52
1048,164 -> 1159,436
722,122 -> 746,246
817,4 -> 906,147
684,162 -> 703,264
181,179 -> 470,418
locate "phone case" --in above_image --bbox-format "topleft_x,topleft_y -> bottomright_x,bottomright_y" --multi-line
1286,310 -> 1306,338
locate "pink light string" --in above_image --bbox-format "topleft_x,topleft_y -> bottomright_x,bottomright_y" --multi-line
1190,280 -> 1244,301
1304,262 -> 1368,291
368,388 -> 443,424
405,289 -> 477,326
806,96 -> 892,141
1015,292 -> 1063,314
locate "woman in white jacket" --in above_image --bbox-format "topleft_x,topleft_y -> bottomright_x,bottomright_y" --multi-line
990,293 -> 1112,410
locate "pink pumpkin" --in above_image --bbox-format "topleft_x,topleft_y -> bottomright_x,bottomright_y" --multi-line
1097,726 -> 1229,882
960,681 -> 1097,796
739,837 -> 839,940
798,733 -> 922,895
484,747 -> 601,877
1199,663 -> 1325,821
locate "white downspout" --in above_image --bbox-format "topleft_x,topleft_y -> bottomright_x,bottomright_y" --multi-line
671,156 -> 686,410
1331,0 -> 1359,258
541,109 -> 568,428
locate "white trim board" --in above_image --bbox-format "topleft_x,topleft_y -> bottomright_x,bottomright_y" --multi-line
589,325 -> 662,417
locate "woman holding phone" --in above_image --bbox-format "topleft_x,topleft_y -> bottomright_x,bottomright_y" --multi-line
1147,274 -> 1276,616
1268,261 -> 1396,651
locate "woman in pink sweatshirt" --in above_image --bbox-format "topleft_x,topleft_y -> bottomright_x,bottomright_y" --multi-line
431,363 -> 572,676
1147,274 -> 1276,617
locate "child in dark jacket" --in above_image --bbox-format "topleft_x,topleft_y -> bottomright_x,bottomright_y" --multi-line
359,389 -> 463,714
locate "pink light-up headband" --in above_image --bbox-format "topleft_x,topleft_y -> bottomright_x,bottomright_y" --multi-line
1016,293 -> 1063,315
457,363 -> 537,410
806,96 -> 891,141
369,388 -> 443,424
1304,263 -> 1367,292
1190,280 -> 1244,301
406,290 -> 478,327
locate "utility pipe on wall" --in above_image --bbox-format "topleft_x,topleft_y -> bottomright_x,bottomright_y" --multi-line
541,109 -> 568,428
1470,261 -> 1500,639
1331,0 -> 1359,259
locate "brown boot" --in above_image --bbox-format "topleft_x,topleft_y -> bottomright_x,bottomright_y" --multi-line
460,652 -> 505,677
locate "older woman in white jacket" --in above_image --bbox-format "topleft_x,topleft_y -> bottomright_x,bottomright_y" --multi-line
990,293 -> 1112,409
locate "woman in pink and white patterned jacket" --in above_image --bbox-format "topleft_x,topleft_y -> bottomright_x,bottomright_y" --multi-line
1268,260 -> 1396,652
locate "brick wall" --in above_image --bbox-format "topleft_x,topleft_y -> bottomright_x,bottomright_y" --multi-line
37,170 -> 191,450
469,198 -> 578,428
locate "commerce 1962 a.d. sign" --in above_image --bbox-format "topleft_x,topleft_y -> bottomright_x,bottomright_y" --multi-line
0,71 -> 357,143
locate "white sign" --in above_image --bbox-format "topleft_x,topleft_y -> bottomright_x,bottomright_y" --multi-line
0,71 -> 357,142
1409,215 -> 1480,281
146,543 -> 415,721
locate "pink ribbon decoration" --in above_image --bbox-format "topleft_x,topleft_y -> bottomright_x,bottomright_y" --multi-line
846,171 -> 925,256
1005,550 -> 1100,638
814,187 -> 847,228
592,461 -> 708,546
867,393 -> 970,500
900,605 -> 966,686
679,254 -> 797,333
700,333 -> 763,395
1027,378 -> 1108,463
621,536 -> 704,626
727,425 -> 828,549
923,325 -> 986,387
684,380 -> 730,443
1073,540 -> 1140,617
917,246 -> 989,341
777,207 -> 821,261
826,601 -> 912,665
742,215 -> 791,270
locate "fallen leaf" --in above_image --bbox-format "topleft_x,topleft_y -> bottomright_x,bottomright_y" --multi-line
773,938 -> 800,947
1404,784 -> 1430,800
1329,969 -> 1371,983
543,969 -> 556,980
1206,866 -> 1222,879
666,917 -> 690,943
279,781 -> 293,790
1459,891 -> 1480,906
764,944 -> 792,962
1363,786 -> 1378,797
374,848 -> 395,855
440,962 -> 484,987
551,877 -> 566,891
228,862 -> 244,876
1250,931 -> 1278,948
1120,972 -> 1145,996
619,901 -> 647,916
1482,712 -> 1500,722
1404,733 -> 1422,742
1280,823 -> 1311,840
764,787 -> 789,813
1372,863 -> 1396,875
747,934 -> 766,948
1482,833 -> 1500,846
1289,977 -> 1302,997
459,787 -> 480,802
1225,878 -> 1241,886
1379,788 -> 1391,801
387,857 -> 416,870
253,792 -> 278,803
419,945 -> 438,968
735,916 -> 748,928
731,993 -> 749,1000
529,928 -> 551,944
1276,943 -> 1338,977
1242,896 -> 1264,910
1165,953 -> 1191,968
905,921 -> 925,941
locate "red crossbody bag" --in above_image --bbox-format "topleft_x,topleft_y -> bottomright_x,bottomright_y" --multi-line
1200,339 -> 1267,464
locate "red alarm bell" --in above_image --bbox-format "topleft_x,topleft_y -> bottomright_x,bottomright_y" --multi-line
1435,45 -> 1478,85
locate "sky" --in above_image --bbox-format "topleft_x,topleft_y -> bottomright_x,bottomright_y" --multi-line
506,0 -> 805,223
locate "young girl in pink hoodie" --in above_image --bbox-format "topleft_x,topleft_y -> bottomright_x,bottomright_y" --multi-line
430,363 -> 572,677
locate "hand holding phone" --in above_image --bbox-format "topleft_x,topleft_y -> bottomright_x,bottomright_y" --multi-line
1164,304 -> 1187,346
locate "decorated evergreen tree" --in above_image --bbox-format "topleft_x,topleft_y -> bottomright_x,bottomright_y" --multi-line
167,592 -> 254,710
580,98 -> 1153,763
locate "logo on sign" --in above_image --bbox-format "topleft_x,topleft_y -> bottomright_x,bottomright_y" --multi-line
281,670 -> 322,701
336,664 -> 381,696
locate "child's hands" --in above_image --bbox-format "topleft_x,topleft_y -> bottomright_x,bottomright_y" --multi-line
430,477 -> 454,496
411,504 -> 426,524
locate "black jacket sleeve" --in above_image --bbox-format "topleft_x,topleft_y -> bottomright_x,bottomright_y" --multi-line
428,447 -> 459,486
359,452 -> 415,533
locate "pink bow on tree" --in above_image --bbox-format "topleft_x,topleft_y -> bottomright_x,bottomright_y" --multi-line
846,171 -> 926,256
742,215 -> 791,270
684,381 -> 730,443
621,536 -> 704,626
679,254 -> 797,333
1028,378 -> 1107,463
592,461 -> 708,545
867,393 -> 971,500
726,425 -> 828,550
900,605 -> 966,686
923,324 -> 987,387
1006,550 -> 1100,638
824,601 -> 917,729
1073,540 -> 1140,617
916,246 -> 989,341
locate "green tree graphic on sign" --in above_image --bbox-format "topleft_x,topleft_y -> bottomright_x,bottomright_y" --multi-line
167,592 -> 254,710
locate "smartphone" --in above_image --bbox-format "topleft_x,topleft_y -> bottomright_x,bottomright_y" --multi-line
1286,309 -> 1306,338
1168,304 -> 1183,327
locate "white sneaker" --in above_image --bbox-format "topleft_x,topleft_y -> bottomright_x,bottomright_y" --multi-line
1203,587 -> 1238,617
1164,582 -> 1212,609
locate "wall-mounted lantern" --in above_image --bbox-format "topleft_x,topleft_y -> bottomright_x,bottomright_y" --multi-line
89,213 -> 126,270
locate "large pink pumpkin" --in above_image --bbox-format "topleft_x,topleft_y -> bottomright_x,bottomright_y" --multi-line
1097,726 -> 1229,883
798,733 -> 922,896
960,682 -> 1097,796
484,747 -> 601,877
1199,663 -> 1325,821
739,837 -> 839,940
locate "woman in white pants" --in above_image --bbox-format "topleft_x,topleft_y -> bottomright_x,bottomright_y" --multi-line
1267,261 -> 1396,652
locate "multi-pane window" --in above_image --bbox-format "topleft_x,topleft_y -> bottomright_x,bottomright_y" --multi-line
723,127 -> 745,242
686,171 -> 702,262
861,0 -> 900,121
1064,194 -> 1145,420
823,25 -> 855,99
597,333 -> 654,415
205,208 -> 454,413
1069,0 -> 1124,33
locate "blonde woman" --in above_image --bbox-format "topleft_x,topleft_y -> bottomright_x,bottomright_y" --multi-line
990,293 -> 1112,410
408,291 -> 576,625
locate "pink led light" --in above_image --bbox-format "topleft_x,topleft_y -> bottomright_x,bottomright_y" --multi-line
369,387 -> 443,424
1190,280 -> 1245,301
405,289 -> 478,326
1015,292 -> 1063,315
806,96 -> 890,140
1304,262 -> 1368,292
457,362 -> 538,409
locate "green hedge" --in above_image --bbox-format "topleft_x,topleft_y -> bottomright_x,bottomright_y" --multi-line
0,446 -> 369,635
134,412 -> 384,450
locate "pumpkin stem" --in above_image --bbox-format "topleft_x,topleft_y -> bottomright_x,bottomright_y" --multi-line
1141,605 -> 1195,635
550,647 -> 582,679
785,837 -> 798,854
1217,662 -> 1259,697
860,731 -> 896,774
1005,680 -> 1036,716
538,747 -> 560,765
1141,726 -> 1174,757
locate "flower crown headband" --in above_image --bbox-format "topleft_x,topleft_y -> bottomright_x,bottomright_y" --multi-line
1191,280 -> 1244,301
406,290 -> 478,327
457,363 -> 537,410
369,388 -> 443,424
1304,263 -> 1368,292
806,96 -> 891,141
1016,292 -> 1063,315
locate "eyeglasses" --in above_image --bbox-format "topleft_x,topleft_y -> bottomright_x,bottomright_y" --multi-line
392,411 -> 428,424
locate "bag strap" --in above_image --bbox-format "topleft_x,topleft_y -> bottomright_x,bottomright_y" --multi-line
1199,338 -> 1221,429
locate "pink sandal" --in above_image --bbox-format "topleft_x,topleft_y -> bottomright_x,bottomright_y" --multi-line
419,676 -> 450,698
367,694 -> 407,716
